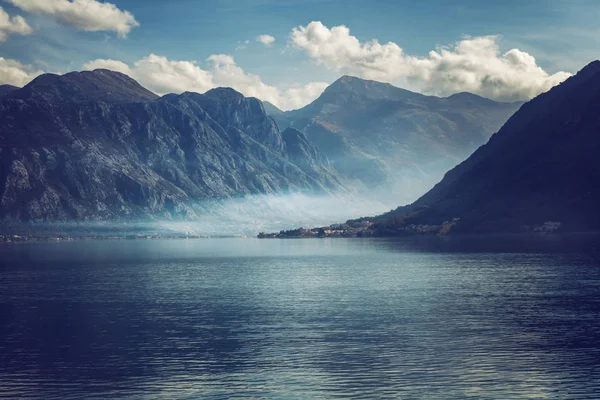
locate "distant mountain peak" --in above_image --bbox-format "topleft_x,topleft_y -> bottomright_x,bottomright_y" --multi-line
445,91 -> 503,105
327,75 -> 393,91
205,87 -> 245,101
322,75 -> 423,103
446,92 -> 486,100
337,74 -> 375,84
88,68 -> 130,77
11,69 -> 158,103
335,75 -> 388,85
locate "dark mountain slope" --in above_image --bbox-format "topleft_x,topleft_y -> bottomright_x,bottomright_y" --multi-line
0,70 -> 343,222
0,84 -> 19,98
371,60 -> 600,234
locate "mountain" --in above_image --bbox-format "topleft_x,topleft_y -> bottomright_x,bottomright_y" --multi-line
0,70 -> 343,222
11,69 -> 159,103
0,84 -> 19,97
262,101 -> 285,118
366,60 -> 600,234
266,76 -> 522,199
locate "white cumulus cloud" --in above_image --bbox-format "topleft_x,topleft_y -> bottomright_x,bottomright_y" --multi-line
0,57 -> 43,86
277,81 -> 328,110
207,54 -> 327,110
0,6 -> 32,41
256,34 -> 275,47
5,0 -> 139,38
83,53 -> 327,111
82,58 -> 131,74
86,54 -> 215,94
208,53 -> 279,100
290,21 -> 571,101
132,54 -> 215,94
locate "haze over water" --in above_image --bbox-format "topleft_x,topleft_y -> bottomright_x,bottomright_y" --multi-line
2,236 -> 600,399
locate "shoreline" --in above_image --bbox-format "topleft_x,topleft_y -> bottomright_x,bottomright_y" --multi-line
0,234 -> 247,243
2,231 -> 599,244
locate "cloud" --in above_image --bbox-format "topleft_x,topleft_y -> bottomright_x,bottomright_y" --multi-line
83,53 -> 327,110
278,81 -> 328,110
0,57 -> 43,86
256,34 -> 275,47
85,54 -> 215,95
132,54 -> 215,94
235,39 -> 250,51
5,0 -> 139,38
207,53 -> 328,109
82,58 -> 130,74
0,6 -> 32,41
208,53 -> 279,100
290,21 -> 571,101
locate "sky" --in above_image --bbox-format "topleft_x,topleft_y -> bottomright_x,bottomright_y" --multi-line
0,0 -> 598,110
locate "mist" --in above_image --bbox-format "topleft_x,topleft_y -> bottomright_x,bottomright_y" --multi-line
165,191 -> 398,236
2,191 -> 405,238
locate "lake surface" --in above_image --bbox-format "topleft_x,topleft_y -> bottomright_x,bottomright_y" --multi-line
1,235 -> 600,399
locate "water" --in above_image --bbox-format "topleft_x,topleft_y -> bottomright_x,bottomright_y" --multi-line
1,236 -> 600,399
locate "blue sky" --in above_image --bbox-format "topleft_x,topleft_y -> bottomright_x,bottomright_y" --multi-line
0,0 -> 598,109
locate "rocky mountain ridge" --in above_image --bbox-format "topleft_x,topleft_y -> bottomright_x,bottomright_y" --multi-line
0,69 -> 342,222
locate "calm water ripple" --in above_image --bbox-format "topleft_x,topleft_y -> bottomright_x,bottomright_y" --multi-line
1,236 -> 600,399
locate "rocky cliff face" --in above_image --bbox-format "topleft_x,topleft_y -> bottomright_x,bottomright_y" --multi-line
267,76 -> 522,198
0,70 -> 342,222
370,60 -> 600,234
